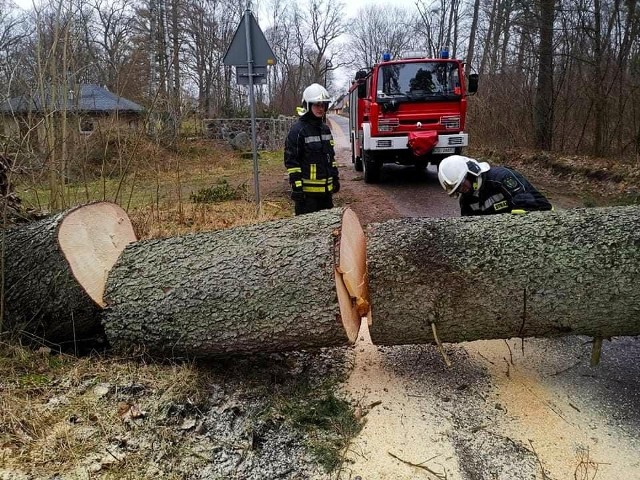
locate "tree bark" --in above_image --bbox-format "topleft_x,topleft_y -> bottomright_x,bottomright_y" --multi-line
465,0 -> 481,78
102,208 -> 367,357
534,0 -> 555,150
367,206 -> 640,346
2,202 -> 136,343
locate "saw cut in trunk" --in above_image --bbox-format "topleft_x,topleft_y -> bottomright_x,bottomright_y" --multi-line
367,205 -> 640,346
2,202 -> 136,343
102,207 -> 367,357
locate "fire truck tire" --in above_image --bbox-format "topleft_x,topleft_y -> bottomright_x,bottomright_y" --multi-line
363,151 -> 380,183
351,139 -> 363,171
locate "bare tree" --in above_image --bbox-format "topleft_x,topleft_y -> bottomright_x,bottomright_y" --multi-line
550,0 -> 640,156
5,0 -> 640,159
81,0 -> 136,93
182,0 -> 221,116
31,0 -> 81,209
533,0 -> 554,150
477,0 -> 519,74
302,0 -> 346,84
264,0 -> 302,113
416,0 -> 464,58
0,0 -> 30,94
343,4 -> 416,74
262,0 -> 346,111
465,0 -> 481,77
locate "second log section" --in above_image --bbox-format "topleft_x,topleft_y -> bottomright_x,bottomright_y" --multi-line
366,205 -> 640,346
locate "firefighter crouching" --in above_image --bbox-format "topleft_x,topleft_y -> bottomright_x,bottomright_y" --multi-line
284,83 -> 340,216
438,155 -> 553,216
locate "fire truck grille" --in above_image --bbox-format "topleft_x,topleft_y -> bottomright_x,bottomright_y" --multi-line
378,118 -> 400,132
441,116 -> 461,129
448,137 -> 464,146
376,140 -> 393,148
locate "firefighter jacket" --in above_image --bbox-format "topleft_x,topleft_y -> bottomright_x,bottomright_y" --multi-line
459,166 -> 552,216
284,112 -> 339,195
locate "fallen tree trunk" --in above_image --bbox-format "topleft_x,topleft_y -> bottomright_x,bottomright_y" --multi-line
2,202 -> 136,343
102,208 -> 367,357
367,206 -> 640,345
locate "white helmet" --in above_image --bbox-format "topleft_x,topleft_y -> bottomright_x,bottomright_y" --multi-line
302,83 -> 330,104
298,83 -> 331,116
438,155 -> 490,196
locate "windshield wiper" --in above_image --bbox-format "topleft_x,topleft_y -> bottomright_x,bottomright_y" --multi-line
378,92 -> 406,99
405,91 -> 460,101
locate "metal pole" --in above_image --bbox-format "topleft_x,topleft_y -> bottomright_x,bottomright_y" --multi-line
244,9 -> 261,214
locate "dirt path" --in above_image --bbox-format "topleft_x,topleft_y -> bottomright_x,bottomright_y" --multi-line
327,115 -> 640,480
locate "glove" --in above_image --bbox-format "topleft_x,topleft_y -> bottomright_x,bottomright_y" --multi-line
291,189 -> 305,202
289,172 -> 304,201
332,177 -> 340,194
289,172 -> 302,184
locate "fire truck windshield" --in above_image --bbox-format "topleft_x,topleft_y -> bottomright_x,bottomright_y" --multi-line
376,61 -> 461,101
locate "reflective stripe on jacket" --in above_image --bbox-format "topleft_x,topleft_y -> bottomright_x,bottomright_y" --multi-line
284,112 -> 338,194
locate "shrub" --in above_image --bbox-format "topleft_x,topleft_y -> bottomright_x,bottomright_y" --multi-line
189,179 -> 246,203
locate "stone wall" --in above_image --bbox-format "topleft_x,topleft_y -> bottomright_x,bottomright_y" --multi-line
203,117 -> 296,151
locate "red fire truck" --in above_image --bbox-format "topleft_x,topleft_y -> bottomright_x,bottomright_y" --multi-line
348,51 -> 478,183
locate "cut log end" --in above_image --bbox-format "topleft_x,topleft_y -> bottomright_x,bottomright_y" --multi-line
336,208 -> 368,342
58,202 -> 136,307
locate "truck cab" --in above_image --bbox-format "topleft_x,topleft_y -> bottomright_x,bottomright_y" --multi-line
348,52 -> 478,183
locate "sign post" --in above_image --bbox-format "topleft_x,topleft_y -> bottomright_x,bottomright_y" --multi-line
223,9 -> 277,213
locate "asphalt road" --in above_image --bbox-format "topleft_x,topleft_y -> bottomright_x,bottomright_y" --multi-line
329,114 -> 459,219
327,114 -> 640,480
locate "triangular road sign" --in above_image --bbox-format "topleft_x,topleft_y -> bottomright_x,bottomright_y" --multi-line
223,11 -> 277,67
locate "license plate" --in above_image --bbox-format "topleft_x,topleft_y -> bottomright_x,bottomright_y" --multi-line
433,147 -> 455,154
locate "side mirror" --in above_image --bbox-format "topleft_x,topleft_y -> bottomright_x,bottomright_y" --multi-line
468,73 -> 479,94
355,69 -> 368,98
357,80 -> 366,99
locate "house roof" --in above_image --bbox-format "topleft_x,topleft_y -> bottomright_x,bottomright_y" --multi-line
0,84 -> 144,114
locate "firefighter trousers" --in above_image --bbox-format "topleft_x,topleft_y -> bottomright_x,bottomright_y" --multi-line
294,194 -> 334,216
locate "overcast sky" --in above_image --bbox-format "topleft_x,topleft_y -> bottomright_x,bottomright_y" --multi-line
332,0 -> 422,91
344,0 -> 420,18
12,0 -> 421,13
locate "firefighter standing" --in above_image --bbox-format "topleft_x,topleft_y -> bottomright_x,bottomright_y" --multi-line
284,83 -> 340,216
438,155 -> 552,216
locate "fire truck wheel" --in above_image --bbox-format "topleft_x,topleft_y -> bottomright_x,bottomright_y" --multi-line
363,151 -> 380,183
351,138 -> 363,171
